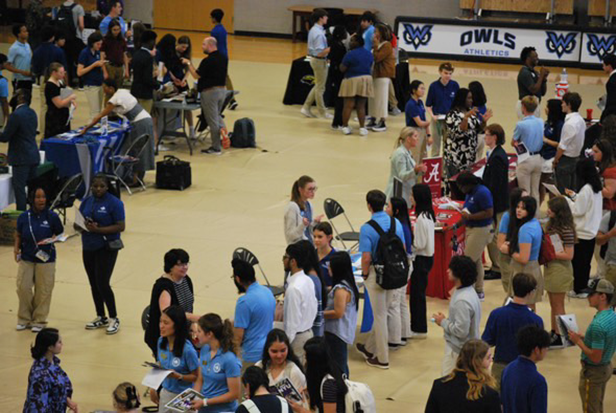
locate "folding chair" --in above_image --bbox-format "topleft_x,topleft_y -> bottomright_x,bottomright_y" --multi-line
105,133 -> 150,195
232,247 -> 285,297
323,198 -> 360,251
49,173 -> 83,224
195,90 -> 240,142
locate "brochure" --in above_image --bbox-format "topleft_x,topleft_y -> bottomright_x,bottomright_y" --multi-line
515,142 -> 530,164
557,314 -> 580,347
142,366 -> 173,389
269,378 -> 303,402
550,233 -> 564,254
165,388 -> 205,413
542,183 -> 561,197
37,233 -> 70,245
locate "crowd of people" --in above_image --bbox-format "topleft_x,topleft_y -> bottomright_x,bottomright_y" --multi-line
5,5 -> 616,413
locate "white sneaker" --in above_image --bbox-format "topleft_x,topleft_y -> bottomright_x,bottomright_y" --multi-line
301,107 -> 316,118
359,128 -> 369,136
390,107 -> 402,116
16,324 -> 29,331
342,127 -> 352,135
85,316 -> 109,330
408,331 -> 428,340
106,318 -> 120,335
158,144 -> 171,152
31,326 -> 43,333
320,112 -> 333,119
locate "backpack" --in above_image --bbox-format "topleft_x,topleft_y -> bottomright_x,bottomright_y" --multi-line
231,118 -> 256,148
600,211 -> 616,259
55,4 -> 77,40
367,217 -> 410,290
321,374 -> 376,413
240,396 -> 289,413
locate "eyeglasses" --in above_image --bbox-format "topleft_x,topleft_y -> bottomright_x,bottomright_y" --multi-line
175,262 -> 190,268
306,186 -> 318,192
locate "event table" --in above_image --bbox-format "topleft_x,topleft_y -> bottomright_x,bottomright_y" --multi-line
154,100 -> 201,156
40,121 -> 129,194
0,173 -> 14,211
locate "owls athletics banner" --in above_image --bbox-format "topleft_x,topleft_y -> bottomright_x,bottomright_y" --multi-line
394,17 -> 597,67
580,32 -> 616,64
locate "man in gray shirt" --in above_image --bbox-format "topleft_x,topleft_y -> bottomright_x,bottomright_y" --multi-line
433,255 -> 482,375
516,46 -> 548,119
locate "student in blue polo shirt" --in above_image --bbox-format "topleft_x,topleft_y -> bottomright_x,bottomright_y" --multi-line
153,305 -> 199,413
355,189 -> 406,369
78,32 -> 106,120
501,325 -> 550,413
457,171 -> 494,301
405,80 -> 432,160
99,1 -> 128,36
15,187 -> 64,332
210,8 -> 237,110
191,313 -> 241,412
482,273 -> 543,389
6,24 -> 34,95
426,62 -> 459,157
0,53 -> 9,126
231,258 -> 276,370
77,174 -> 125,335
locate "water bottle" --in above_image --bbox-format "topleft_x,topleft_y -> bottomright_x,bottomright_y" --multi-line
556,68 -> 569,99
561,68 -> 568,84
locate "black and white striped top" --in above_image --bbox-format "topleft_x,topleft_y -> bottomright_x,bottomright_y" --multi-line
173,276 -> 194,313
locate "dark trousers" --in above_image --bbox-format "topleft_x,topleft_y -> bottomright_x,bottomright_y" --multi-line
83,248 -> 119,318
12,164 -> 38,211
555,155 -> 578,193
410,255 -> 434,333
10,80 -> 33,110
572,238 -> 596,293
325,332 -> 349,377
330,71 -> 344,127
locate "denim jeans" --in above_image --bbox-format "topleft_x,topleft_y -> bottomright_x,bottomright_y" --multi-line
325,332 -> 349,377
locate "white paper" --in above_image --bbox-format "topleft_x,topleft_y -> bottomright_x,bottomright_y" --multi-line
141,367 -> 173,389
67,103 -> 76,126
550,233 -> 564,254
436,114 -> 446,120
542,183 -> 561,197
74,209 -> 89,232
440,201 -> 462,212
515,142 -> 530,165
157,62 -> 165,82
37,233 -> 70,245
557,314 -> 579,347
473,165 -> 485,178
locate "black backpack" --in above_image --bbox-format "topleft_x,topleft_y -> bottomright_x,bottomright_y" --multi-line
367,217 -> 410,290
231,118 -> 256,148
55,4 -> 77,40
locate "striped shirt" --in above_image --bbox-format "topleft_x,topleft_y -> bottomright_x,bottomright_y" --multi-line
173,276 -> 194,313
582,309 -> 616,365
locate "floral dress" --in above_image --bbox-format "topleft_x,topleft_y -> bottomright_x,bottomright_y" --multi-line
444,109 -> 482,177
24,356 -> 73,412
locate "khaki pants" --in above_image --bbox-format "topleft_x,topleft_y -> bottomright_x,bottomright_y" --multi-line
138,98 -> 154,114
369,77 -> 390,120
487,212 -> 504,273
491,361 -> 508,391
605,265 -> 616,306
441,342 -> 459,376
303,58 -> 327,116
430,119 -> 447,157
388,79 -> 398,109
516,154 -> 543,204
291,330 -> 313,366
579,362 -> 612,413
104,64 -> 124,105
84,85 -> 103,121
16,260 -> 56,326
360,269 -> 395,363
464,224 -> 493,293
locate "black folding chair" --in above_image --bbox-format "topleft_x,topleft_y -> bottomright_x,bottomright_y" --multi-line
323,198 -> 360,251
50,173 -> 83,224
232,247 -> 284,297
105,133 -> 150,195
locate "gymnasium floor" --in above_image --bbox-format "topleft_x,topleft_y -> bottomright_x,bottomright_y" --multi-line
0,32 -> 615,412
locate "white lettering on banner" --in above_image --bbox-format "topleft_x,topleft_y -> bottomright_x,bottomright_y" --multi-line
397,21 -> 582,63
424,162 -> 440,184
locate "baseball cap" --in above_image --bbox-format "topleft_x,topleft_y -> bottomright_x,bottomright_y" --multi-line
582,279 -> 615,295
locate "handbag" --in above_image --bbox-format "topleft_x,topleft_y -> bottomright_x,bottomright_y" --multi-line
539,229 -> 556,265
104,236 -> 124,251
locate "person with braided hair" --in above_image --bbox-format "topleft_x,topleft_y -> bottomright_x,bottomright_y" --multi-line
112,382 -> 141,412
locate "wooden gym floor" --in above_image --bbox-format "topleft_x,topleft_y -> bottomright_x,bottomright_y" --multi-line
0,31 -> 614,412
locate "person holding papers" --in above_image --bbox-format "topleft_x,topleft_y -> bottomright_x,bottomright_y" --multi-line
151,305 -> 199,413
543,197 -> 576,348
44,62 -> 75,139
14,187 -> 63,332
512,96 -> 544,204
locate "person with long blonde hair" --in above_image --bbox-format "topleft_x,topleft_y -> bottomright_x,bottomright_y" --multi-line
544,196 -> 576,348
283,175 -> 324,245
425,339 -> 500,412
384,127 -> 427,205
190,313 -> 241,412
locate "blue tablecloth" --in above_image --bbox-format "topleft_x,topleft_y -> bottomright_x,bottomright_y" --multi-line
40,122 -> 129,194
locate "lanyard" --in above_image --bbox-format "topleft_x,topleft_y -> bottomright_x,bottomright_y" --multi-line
27,211 -> 47,252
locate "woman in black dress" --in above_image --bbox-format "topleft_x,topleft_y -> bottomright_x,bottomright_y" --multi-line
44,63 -> 76,139
328,26 -> 348,130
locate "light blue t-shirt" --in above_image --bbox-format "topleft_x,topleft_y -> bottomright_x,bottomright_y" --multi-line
359,211 -> 407,261
307,24 -> 327,57
199,345 -> 241,412
234,282 -> 276,363
363,25 -> 375,51
8,41 -> 33,81
513,116 -> 544,153
157,338 -> 199,394
499,211 -> 510,234
99,15 -> 127,36
518,218 -> 542,261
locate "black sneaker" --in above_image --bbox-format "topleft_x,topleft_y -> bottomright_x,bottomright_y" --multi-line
201,147 -> 222,155
484,270 -> 502,280
549,333 -> 564,349
366,118 -> 377,129
85,316 -> 108,330
372,120 -> 387,132
229,101 -> 238,110
106,318 -> 120,335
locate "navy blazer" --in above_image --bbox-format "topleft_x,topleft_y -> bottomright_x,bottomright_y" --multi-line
0,104 -> 39,166
601,72 -> 616,122
482,145 -> 509,214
